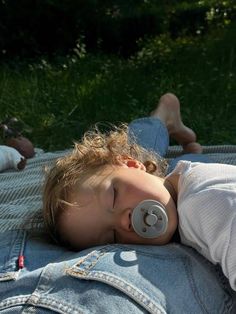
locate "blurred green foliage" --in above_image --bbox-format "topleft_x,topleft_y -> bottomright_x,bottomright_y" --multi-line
0,0 -> 235,59
0,1 -> 235,150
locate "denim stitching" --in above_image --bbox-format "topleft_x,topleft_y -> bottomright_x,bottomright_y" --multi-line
67,246 -> 112,275
185,257 -> 232,314
69,270 -> 165,314
67,245 -> 165,314
0,295 -> 83,314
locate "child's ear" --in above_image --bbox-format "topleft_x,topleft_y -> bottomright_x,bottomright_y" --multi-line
126,159 -> 146,171
118,156 -> 146,171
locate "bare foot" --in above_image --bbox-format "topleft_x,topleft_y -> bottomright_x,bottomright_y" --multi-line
182,142 -> 203,154
151,93 -> 203,154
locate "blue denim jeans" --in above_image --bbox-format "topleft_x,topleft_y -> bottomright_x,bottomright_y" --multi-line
0,117 -> 235,313
0,230 -> 235,313
129,117 -> 170,157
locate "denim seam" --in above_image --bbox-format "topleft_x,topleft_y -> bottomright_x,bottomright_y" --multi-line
0,271 -> 20,281
186,257 -> 231,314
0,230 -> 27,281
0,296 -> 29,310
214,266 -> 234,314
68,246 -> 111,275
0,294 -> 83,314
67,269 -> 165,314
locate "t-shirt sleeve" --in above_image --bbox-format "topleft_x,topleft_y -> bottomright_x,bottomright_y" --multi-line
172,161 -> 236,291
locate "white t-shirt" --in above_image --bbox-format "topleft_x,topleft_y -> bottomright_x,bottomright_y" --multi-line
170,161 -> 236,291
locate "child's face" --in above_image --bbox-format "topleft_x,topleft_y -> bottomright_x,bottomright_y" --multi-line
59,160 -> 178,250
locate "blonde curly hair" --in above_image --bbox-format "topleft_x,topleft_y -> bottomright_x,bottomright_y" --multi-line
43,124 -> 167,246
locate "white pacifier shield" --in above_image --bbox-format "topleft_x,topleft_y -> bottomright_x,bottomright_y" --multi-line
131,200 -> 168,238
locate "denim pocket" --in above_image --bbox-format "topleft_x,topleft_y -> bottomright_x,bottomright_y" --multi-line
0,229 -> 27,281
66,244 -> 233,314
67,245 -> 165,314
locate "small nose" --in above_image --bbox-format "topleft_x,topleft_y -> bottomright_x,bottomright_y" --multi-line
116,208 -> 133,232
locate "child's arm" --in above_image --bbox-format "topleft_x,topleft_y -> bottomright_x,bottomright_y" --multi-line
0,145 -> 26,171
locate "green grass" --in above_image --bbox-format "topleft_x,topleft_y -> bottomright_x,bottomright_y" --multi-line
0,24 -> 236,151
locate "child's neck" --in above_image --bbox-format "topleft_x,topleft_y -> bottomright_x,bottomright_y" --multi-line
163,175 -> 179,204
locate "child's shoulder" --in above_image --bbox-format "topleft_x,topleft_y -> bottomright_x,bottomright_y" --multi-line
169,161 -> 236,181
169,160 -> 193,176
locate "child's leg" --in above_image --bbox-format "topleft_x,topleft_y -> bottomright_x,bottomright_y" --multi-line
129,93 -> 202,157
129,117 -> 169,157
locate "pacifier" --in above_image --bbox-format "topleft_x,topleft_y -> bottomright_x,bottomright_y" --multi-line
131,200 -> 168,238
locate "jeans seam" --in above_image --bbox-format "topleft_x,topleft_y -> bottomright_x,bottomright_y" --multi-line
186,257 -> 232,314
69,270 -> 165,314
0,295 -> 84,314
